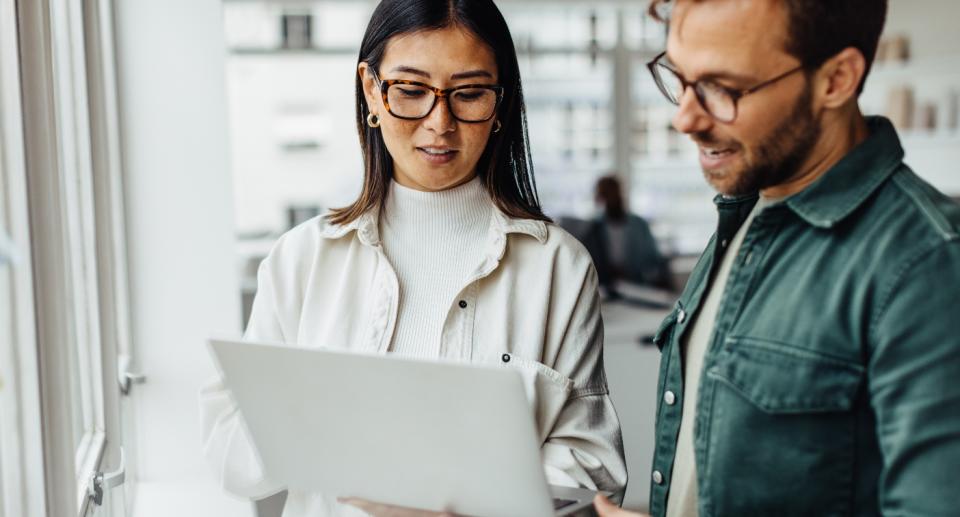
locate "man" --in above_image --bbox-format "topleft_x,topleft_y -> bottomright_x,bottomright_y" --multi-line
587,175 -> 673,296
595,0 -> 960,515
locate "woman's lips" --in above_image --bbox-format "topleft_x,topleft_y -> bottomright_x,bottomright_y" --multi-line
417,147 -> 458,165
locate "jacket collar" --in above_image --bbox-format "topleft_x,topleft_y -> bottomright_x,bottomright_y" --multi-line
319,210 -> 380,245
319,204 -> 548,247
783,116 -> 904,229
709,117 -> 903,232
490,209 -> 549,244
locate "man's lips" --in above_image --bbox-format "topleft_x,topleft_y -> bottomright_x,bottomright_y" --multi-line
699,146 -> 736,158
697,143 -> 739,171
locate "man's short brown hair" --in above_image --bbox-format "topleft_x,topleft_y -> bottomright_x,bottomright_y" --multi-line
648,0 -> 888,93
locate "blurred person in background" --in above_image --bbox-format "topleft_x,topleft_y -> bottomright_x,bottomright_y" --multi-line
596,0 -> 960,515
201,1 -> 627,516
586,175 -> 673,298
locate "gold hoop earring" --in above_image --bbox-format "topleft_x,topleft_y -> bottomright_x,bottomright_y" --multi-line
367,113 -> 381,128
493,120 -> 502,133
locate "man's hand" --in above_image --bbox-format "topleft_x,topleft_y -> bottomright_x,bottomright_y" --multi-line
593,494 -> 651,517
338,497 -> 456,517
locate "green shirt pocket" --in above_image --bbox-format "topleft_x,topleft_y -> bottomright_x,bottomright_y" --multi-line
700,337 -> 866,516
710,336 -> 863,414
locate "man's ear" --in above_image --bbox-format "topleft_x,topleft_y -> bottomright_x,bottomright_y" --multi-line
813,47 -> 867,110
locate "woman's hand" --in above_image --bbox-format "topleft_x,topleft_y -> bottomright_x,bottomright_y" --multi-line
338,497 -> 457,517
594,494 -> 651,517
340,494 -> 647,517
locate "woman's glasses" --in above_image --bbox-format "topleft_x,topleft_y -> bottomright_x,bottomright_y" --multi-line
372,70 -> 504,123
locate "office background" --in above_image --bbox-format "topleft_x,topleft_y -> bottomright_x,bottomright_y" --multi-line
221,4 -> 960,511
0,1 -> 957,517
129,0 -> 960,515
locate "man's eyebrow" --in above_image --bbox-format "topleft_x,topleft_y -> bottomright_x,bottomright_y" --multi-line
699,70 -> 758,85
663,53 -> 757,85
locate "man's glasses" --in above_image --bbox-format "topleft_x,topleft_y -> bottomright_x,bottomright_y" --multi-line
647,51 -> 805,123
372,70 -> 504,123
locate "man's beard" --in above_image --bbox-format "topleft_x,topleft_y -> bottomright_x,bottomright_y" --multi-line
698,84 -> 820,197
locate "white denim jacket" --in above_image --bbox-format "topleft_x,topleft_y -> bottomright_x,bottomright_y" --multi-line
200,207 -> 628,517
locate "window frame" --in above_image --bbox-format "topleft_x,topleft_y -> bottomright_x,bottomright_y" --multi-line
0,1 -> 49,515
13,0 -> 132,515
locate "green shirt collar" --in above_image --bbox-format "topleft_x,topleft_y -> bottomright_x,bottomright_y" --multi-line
710,117 -> 904,229
784,116 -> 904,229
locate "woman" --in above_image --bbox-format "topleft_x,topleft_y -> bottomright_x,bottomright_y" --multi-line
200,1 -> 627,515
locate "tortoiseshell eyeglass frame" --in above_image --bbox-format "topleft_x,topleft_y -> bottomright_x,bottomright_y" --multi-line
372,70 -> 505,123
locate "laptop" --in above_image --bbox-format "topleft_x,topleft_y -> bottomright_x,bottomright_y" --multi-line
208,338 -> 602,517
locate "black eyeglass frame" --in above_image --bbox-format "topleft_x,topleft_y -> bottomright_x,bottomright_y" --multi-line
371,70 -> 505,123
646,51 -> 806,123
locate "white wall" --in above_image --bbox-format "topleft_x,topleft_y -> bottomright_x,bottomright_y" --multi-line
861,0 -> 960,195
227,54 -> 364,235
224,1 -> 372,236
112,0 -> 252,514
886,0 -> 960,58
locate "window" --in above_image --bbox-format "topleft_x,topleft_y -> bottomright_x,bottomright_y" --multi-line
281,13 -> 313,49
4,0 -> 135,515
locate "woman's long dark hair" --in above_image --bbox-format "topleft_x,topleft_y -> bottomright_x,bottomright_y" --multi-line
327,0 -> 550,225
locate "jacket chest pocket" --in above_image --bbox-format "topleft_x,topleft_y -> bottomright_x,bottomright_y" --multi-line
702,337 -> 864,517
490,353 -> 573,443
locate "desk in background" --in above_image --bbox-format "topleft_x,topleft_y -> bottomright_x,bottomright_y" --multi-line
601,284 -> 674,513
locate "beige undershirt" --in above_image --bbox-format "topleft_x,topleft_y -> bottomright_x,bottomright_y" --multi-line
666,195 -> 780,517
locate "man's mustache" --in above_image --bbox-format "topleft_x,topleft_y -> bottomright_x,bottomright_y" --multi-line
691,132 -> 737,148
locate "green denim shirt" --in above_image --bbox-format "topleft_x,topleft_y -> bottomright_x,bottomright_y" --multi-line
649,117 -> 960,517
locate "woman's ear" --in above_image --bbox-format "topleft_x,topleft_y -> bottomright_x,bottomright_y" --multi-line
357,62 -> 380,115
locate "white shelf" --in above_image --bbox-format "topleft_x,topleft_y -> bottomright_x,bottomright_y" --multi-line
869,55 -> 960,80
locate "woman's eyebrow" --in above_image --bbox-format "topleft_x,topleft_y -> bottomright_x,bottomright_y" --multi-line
389,65 -> 430,78
450,70 -> 494,80
388,66 -> 494,81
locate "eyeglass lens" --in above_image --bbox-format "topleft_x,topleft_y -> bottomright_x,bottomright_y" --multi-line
653,63 -> 737,122
386,84 -> 498,122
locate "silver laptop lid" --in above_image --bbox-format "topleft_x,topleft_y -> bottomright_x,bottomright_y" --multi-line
209,339 -> 559,517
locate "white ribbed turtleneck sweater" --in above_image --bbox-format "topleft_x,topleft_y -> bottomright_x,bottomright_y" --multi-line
380,176 -> 492,358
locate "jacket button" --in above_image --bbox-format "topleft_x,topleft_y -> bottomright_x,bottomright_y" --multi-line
501,353 -> 511,363
652,470 -> 664,485
664,391 -> 676,406
458,300 -> 468,309
677,310 -> 686,324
